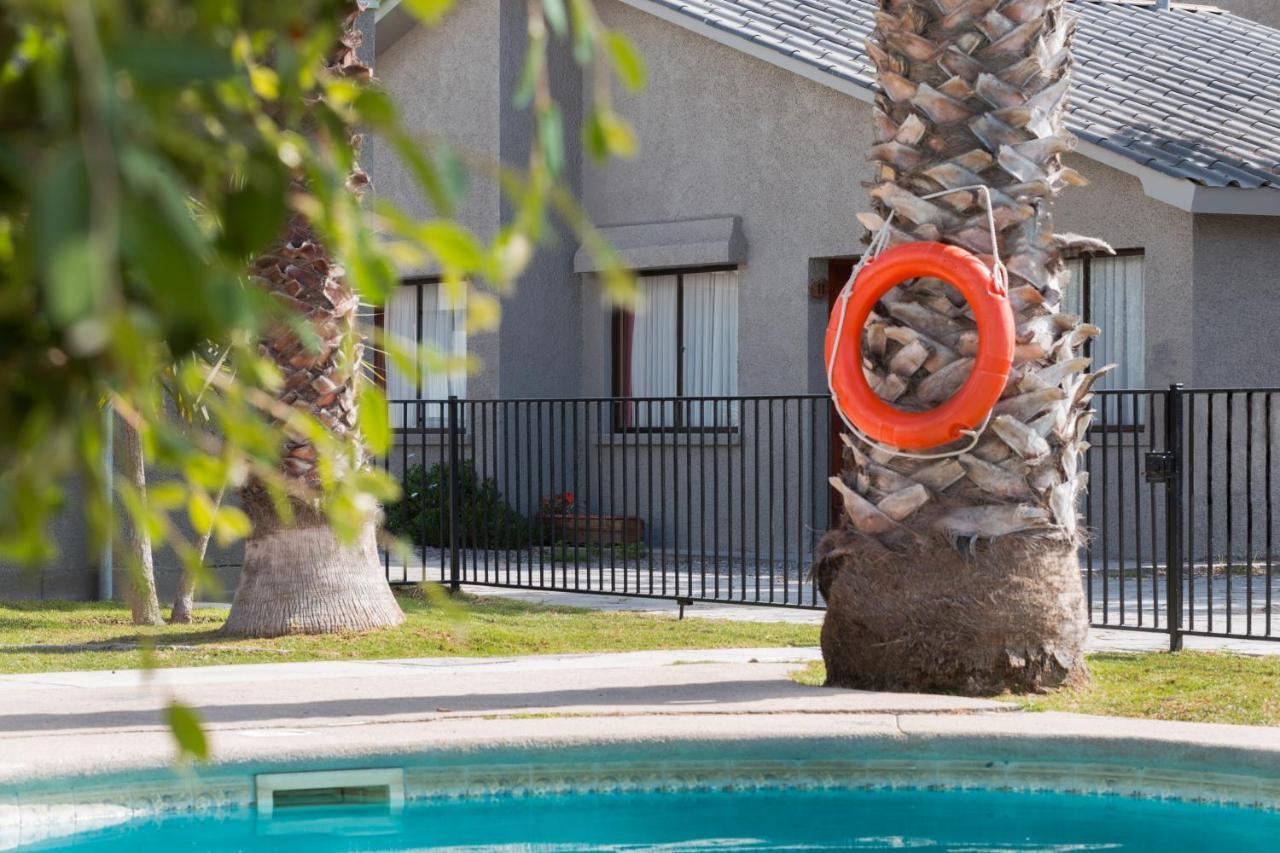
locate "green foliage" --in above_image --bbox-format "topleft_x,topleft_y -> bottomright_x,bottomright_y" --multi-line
0,1 -> 641,570
548,541 -> 646,563
384,461 -> 531,548
165,701 -> 210,762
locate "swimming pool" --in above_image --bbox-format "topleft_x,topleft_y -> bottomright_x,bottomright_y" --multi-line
6,738 -> 1280,851
13,785 -> 1280,851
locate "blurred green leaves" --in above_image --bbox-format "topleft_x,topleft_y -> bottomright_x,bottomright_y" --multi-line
166,701 -> 210,763
0,0 -> 642,590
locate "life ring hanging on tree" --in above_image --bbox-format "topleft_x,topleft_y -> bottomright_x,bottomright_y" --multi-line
825,240 -> 1015,453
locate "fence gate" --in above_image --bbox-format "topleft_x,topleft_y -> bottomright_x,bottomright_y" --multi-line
1088,386 -> 1280,648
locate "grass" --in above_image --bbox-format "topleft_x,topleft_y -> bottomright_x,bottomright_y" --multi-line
789,653 -> 1280,727
0,588 -> 819,675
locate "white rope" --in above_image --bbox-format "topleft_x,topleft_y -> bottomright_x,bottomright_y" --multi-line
827,185 -> 1008,461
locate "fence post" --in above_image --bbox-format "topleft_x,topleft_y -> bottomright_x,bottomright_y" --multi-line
447,394 -> 462,593
1165,383 -> 1185,651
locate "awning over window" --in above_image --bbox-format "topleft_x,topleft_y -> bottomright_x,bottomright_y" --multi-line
573,216 -> 746,273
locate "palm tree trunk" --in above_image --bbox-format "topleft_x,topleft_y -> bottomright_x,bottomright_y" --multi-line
221,7 -> 403,637
815,0 -> 1101,694
118,417 -> 163,626
222,490 -> 401,636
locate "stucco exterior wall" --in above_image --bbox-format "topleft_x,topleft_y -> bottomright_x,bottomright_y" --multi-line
581,0 -> 870,401
1208,0 -> 1280,30
494,1 -> 585,399
1192,215 -> 1280,387
365,0 -> 503,401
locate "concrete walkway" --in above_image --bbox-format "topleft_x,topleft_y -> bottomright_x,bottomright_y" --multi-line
6,645 -> 1280,799
0,647 -> 1010,784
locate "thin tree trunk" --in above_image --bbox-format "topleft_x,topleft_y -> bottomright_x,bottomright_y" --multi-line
816,0 -> 1095,694
169,482 -> 225,625
118,417 -> 163,626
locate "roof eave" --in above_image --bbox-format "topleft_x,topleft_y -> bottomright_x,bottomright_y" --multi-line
1075,139 -> 1280,216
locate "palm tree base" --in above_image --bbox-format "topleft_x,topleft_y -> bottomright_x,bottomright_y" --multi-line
221,519 -> 404,638
814,527 -> 1089,696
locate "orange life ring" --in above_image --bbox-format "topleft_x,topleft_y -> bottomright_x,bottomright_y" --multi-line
825,241 -> 1015,451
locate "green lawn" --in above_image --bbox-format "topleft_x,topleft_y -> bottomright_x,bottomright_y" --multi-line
790,653 -> 1280,727
0,589 -> 819,675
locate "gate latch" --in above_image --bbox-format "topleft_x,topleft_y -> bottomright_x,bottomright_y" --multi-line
1144,451 -> 1177,484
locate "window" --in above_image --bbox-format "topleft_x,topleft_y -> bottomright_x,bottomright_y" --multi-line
380,279 -> 466,428
1063,251 -> 1145,423
612,268 -> 739,429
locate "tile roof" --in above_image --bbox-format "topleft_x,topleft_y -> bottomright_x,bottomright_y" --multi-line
640,0 -> 1280,190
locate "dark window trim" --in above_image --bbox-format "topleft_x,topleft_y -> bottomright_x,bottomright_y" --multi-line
610,264 -> 739,433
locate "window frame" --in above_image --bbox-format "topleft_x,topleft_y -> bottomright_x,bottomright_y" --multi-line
610,264 -> 739,434
374,275 -> 466,435
1065,247 -> 1146,434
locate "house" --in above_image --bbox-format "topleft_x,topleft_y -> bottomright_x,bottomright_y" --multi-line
360,0 -> 1280,589
366,0 -> 1280,412
6,0 -> 1279,601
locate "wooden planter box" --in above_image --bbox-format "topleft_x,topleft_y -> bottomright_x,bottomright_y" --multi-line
547,514 -> 644,546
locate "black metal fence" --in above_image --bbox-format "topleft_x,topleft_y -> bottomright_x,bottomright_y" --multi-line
379,389 -> 1280,646
380,396 -> 833,610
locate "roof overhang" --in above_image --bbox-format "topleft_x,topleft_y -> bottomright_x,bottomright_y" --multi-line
1075,138 -> 1280,216
573,216 -> 747,273
373,0 -> 416,57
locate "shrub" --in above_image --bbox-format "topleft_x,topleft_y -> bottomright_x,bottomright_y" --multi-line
384,461 -> 531,548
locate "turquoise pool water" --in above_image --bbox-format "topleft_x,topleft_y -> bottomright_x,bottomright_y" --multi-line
18,785 -> 1280,852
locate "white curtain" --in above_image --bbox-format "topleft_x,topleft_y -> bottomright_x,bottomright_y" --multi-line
622,270 -> 739,428
682,270 -> 739,427
385,286 -> 419,429
1063,254 -> 1145,422
1063,258 -> 1085,320
1091,255 -> 1145,392
628,274 -> 678,427
384,282 -> 467,428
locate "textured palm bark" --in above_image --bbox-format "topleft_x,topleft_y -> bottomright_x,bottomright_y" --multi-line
222,8 -> 403,637
818,0 -> 1100,693
223,498 -> 401,637
118,418 -> 163,627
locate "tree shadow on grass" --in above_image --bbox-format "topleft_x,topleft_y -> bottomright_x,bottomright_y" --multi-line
0,629 -> 237,654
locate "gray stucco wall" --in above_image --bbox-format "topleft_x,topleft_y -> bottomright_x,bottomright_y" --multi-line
1192,215 -> 1280,387
581,0 -> 871,400
495,1 -> 585,399
365,0 -> 503,401
0,476 -> 95,601
1210,0 -> 1280,30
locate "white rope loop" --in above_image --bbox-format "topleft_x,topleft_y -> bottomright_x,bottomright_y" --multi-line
827,185 -> 1007,461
